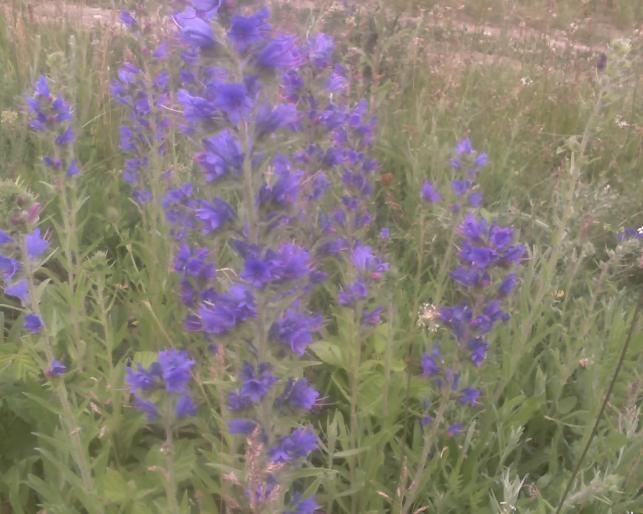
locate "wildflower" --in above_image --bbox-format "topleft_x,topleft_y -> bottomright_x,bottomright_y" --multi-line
134,395 -> 158,421
459,387 -> 481,406
195,198 -> 235,234
24,313 -> 43,333
0,256 -> 20,281
278,378 -> 320,411
286,494 -> 320,514
269,309 -> 323,356
228,418 -> 257,434
157,349 -> 196,393
307,33 -> 334,69
174,7 -> 216,49
214,82 -> 253,124
447,422 -> 464,437
238,362 -> 278,404
269,428 -> 317,463
47,359 -> 67,377
228,8 -> 271,53
256,35 -> 303,70
421,352 -> 441,377
199,284 -> 256,335
126,363 -> 162,392
176,395 -> 197,418
5,279 -> 29,304
421,181 -> 442,203
0,229 -> 13,245
197,129 -> 244,182
337,280 -> 368,307
120,9 -> 137,28
25,228 -> 49,260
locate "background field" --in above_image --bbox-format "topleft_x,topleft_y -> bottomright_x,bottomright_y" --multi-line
0,1 -> 641,513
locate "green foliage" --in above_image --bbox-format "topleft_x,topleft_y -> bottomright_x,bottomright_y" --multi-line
0,1 -> 641,514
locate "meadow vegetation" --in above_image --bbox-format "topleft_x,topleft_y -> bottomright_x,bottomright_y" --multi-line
0,1 -> 641,513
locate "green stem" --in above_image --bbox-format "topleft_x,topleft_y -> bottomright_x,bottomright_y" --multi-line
60,180 -> 85,368
164,417 -> 181,514
398,399 -> 448,514
22,240 -> 104,514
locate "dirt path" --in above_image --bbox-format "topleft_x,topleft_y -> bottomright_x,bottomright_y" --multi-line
3,0 -> 618,53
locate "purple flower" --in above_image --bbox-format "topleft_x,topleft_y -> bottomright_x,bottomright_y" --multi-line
459,244 -> 497,270
195,198 -> 235,234
474,152 -> 488,168
177,89 -> 217,125
214,83 -> 253,124
417,414 -> 432,427
256,35 -> 303,70
120,9 -> 137,28
174,8 -> 216,49
468,338 -> 488,367
269,428 -> 317,463
126,363 -> 161,393
228,8 -> 271,53
228,418 -> 257,434
338,280 -> 368,306
361,306 -> 384,326
450,266 -> 481,288
447,422 -> 465,436
421,352 -> 441,377
351,244 -> 389,276
67,160 -> 80,177
460,214 -> 488,241
24,313 -> 43,333
54,126 -> 74,146
0,256 -> 20,281
489,224 -> 514,249
239,362 -> 277,404
25,228 -> 49,259
134,395 -> 158,421
269,308 -> 323,356
499,273 -> 518,296
307,33 -> 334,69
256,103 -> 300,138
176,395 -> 197,418
451,179 -> 472,197
199,284 -> 256,335
421,181 -> 442,203
197,129 -> 244,182
455,138 -> 473,155
468,191 -> 483,207
34,75 -> 50,97
157,349 -> 195,393
5,279 -> 29,304
259,166 -> 303,208
47,359 -> 67,377
279,378 -> 319,411
286,494 -> 319,514
459,387 -> 481,406
501,244 -> 526,265
0,229 -> 13,245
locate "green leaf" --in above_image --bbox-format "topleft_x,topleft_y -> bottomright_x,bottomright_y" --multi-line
100,467 -> 130,504
310,341 -> 344,368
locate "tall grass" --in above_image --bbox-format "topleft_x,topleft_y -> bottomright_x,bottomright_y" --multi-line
0,1 -> 641,513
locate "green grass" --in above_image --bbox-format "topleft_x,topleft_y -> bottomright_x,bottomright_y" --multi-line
0,1 -> 641,513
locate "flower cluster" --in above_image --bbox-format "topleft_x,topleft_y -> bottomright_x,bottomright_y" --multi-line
420,139 -> 525,435
111,16 -> 172,204
26,76 -> 79,178
0,180 -> 65,375
126,349 -> 197,422
115,1 -> 387,508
